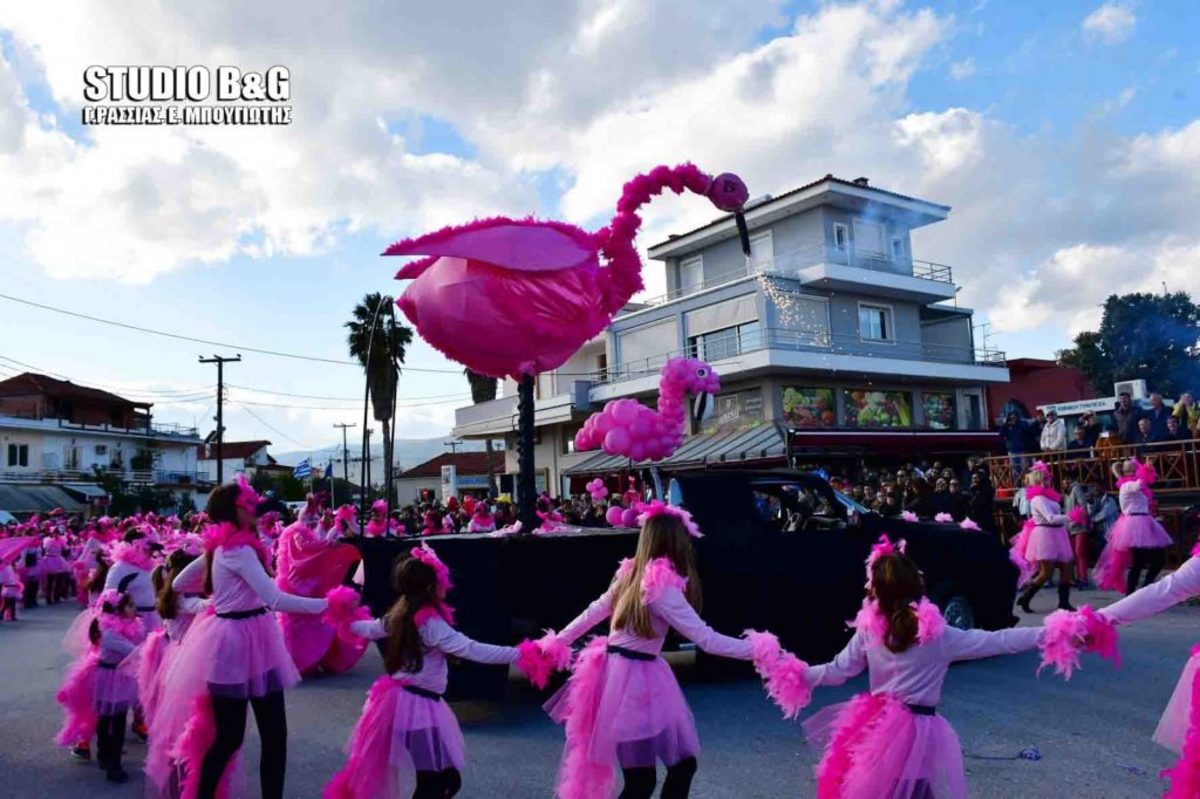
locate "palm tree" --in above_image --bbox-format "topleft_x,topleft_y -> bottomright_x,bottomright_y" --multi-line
464,369 -> 500,497
346,293 -> 413,504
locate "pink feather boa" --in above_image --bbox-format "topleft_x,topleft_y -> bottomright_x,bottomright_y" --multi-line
1068,505 -> 1089,528
1162,645 -> 1200,798
640,557 -> 687,604
815,692 -> 898,799
635,500 -> 703,538
515,631 -> 572,690
204,521 -> 273,571
98,611 -> 145,641
744,630 -> 812,719
413,602 -> 456,628
1037,605 -> 1121,679
323,675 -> 400,799
1095,546 -> 1133,592
322,585 -> 370,643
136,629 -> 170,727
177,694 -> 239,799
1009,519 -> 1037,584
109,540 -> 154,571
555,636 -> 614,799
851,598 -> 945,646
56,648 -> 100,746
1026,484 -> 1062,503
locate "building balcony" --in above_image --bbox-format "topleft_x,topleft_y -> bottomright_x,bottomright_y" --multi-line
639,244 -> 957,308
0,468 -> 206,487
0,414 -> 201,441
589,327 -> 1007,400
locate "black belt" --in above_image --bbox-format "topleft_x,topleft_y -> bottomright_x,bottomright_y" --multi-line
906,704 -> 937,716
607,645 -> 656,661
1128,512 -> 1149,516
98,662 -> 118,670
1038,523 -> 1065,528
217,607 -> 268,620
136,605 -> 156,613
403,685 -> 444,701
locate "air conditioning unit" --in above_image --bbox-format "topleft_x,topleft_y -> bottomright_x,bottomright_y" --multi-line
1113,379 -> 1148,400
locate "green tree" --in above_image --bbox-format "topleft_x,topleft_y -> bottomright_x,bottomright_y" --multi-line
464,368 -> 499,497
346,293 -> 413,503
1057,292 -> 1200,397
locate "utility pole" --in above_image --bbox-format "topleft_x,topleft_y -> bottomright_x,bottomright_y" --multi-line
199,354 -> 241,483
444,438 -> 462,454
333,422 -> 356,494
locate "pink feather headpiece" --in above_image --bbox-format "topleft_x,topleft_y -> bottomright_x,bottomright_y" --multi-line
865,534 -> 906,588
411,543 -> 453,598
335,504 -> 357,525
96,588 -> 122,610
636,500 -> 703,539
1028,461 -> 1052,481
371,499 -> 388,516
235,474 -> 261,514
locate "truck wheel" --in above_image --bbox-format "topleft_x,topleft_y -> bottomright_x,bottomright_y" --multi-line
941,595 -> 975,630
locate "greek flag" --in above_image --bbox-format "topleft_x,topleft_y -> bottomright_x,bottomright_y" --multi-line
293,458 -> 312,479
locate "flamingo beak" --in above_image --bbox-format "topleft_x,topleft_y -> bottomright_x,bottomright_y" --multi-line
691,392 -> 711,428
735,211 -> 751,258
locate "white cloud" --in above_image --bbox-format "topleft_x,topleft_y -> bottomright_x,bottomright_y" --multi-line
949,58 -> 976,80
1082,3 -> 1137,45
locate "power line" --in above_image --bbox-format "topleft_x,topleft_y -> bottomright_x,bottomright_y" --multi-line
236,402 -> 320,451
225,384 -> 469,403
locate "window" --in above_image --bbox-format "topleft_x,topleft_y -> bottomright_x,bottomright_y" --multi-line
679,255 -> 703,295
95,445 -> 108,455
858,303 -> 893,342
853,220 -> 886,258
749,231 -> 774,272
6,444 -> 29,467
773,293 -> 831,347
689,321 -> 760,361
64,446 -> 82,471
891,237 -> 904,261
832,223 -> 849,251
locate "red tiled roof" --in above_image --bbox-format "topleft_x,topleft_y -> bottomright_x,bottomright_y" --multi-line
399,451 -> 492,479
196,440 -> 272,460
0,372 -> 151,408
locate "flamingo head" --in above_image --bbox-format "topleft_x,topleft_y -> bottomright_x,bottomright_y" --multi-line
661,357 -> 721,422
705,173 -> 750,212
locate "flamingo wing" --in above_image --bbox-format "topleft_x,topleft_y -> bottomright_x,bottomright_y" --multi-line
382,216 -> 597,272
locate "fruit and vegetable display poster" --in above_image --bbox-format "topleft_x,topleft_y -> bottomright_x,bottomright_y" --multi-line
782,387 -> 836,428
922,392 -> 957,430
843,389 -> 912,428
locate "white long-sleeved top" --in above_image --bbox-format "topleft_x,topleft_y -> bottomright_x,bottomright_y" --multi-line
164,596 -> 210,641
105,561 -> 157,611
1030,494 -> 1069,528
1040,419 -> 1067,451
1118,480 -> 1151,515
350,616 -> 517,694
1101,557 -> 1200,625
98,626 -> 140,666
807,625 -> 1043,707
557,580 -> 754,661
173,546 -> 327,615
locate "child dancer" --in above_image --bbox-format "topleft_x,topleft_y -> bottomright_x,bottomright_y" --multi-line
326,544 -> 546,799
1095,459 -> 1172,595
803,538 -> 1043,798
1013,462 -> 1076,613
57,589 -> 145,782
149,477 -> 339,799
1,551 -> 22,621
104,530 -> 162,631
138,546 -> 207,731
1096,548 -> 1200,796
544,502 -> 784,799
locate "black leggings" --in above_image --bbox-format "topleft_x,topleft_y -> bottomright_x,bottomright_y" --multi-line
413,768 -> 462,798
1127,547 -> 1167,595
96,711 -> 127,771
196,690 -> 287,799
619,757 -> 699,799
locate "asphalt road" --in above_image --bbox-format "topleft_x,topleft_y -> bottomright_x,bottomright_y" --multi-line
0,589 -> 1191,798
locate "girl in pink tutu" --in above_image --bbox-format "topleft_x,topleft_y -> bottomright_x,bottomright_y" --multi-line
42,533 -> 72,604
1095,458 -> 1172,595
104,529 -> 162,631
148,477 -> 338,799
1013,462 -> 1076,613
138,546 -> 208,732
1,553 -> 22,621
326,544 -> 538,799
544,502 -> 782,799
1098,546 -> 1200,796
55,588 -> 146,783
803,538 -> 1044,799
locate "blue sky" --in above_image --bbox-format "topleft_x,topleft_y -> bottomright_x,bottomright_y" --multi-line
0,0 -> 1197,451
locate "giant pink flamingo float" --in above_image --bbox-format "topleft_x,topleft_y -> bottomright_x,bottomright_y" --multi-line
574,357 -> 719,462
383,163 -> 749,527
383,164 -> 749,380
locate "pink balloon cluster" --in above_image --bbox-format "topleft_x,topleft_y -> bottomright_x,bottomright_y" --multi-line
574,357 -> 720,462
605,504 -> 641,528
585,478 -> 609,503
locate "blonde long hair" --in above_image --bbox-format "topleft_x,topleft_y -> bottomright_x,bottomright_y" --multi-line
611,515 -> 702,638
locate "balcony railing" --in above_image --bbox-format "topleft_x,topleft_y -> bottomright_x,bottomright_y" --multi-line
0,468 -> 206,486
594,328 -> 1006,385
983,440 -> 1200,496
639,244 -> 955,306
0,414 -> 200,439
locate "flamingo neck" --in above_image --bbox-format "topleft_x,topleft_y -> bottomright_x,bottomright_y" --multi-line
596,164 -> 713,317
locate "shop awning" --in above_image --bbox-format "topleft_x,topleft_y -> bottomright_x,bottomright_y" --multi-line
0,485 -> 87,514
787,429 -> 1002,457
63,482 -> 110,500
564,425 -> 787,476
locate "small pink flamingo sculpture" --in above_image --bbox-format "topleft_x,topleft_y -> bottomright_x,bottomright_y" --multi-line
383,164 -> 749,380
574,357 -> 720,462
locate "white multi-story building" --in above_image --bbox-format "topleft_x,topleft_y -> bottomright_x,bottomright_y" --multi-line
451,175 -> 1011,496
0,372 -> 203,514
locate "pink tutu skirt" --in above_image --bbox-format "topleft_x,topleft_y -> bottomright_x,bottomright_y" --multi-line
325,676 -> 466,799
1155,653 -> 1200,753
1024,524 -> 1073,563
93,660 -> 138,716
1109,513 -> 1172,550
543,637 -> 699,798
803,693 -> 967,799
173,609 -> 300,697
136,630 -> 171,728
42,555 -> 69,574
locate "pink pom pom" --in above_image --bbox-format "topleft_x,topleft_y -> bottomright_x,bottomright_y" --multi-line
1068,506 -> 1088,528
1162,647 -> 1200,798
959,517 -> 981,531
516,639 -> 554,690
900,510 -> 919,522
605,506 -> 625,527
934,512 -> 954,523
322,585 -> 363,638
